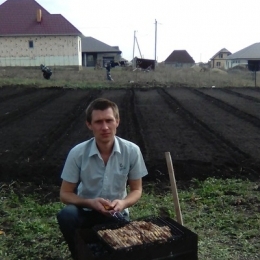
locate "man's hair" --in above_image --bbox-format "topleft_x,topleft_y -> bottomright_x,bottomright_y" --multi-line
85,98 -> 120,123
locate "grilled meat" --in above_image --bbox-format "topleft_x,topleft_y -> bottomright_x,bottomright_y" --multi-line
97,221 -> 172,249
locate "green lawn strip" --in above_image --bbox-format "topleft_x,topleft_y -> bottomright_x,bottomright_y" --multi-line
0,192 -> 68,259
0,178 -> 259,259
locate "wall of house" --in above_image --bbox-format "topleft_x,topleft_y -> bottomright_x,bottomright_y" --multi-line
226,59 -> 248,69
97,53 -> 122,67
82,53 -> 122,67
0,36 -> 82,67
211,52 -> 231,69
211,58 -> 224,68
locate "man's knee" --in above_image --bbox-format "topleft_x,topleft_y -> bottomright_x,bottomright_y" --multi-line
57,204 -> 79,225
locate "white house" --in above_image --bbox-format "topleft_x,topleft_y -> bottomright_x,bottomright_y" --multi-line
225,42 -> 260,69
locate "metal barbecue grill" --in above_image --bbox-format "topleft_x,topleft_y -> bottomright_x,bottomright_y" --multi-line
76,216 -> 198,260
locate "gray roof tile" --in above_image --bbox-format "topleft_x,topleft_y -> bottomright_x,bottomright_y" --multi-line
81,37 -> 121,53
227,43 -> 260,60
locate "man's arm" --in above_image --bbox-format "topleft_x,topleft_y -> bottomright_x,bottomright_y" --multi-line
60,180 -> 113,213
112,178 -> 143,212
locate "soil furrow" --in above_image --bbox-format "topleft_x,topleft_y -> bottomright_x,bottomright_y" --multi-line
1,86 -> 259,184
127,88 -> 147,158
22,90 -> 103,163
0,86 -> 38,102
157,88 -> 251,180
0,87 -> 65,126
159,88 -> 246,161
218,87 -> 260,103
165,87 -> 260,179
195,88 -> 260,127
229,87 -> 260,99
184,87 -> 260,160
43,89 -> 102,166
134,88 -> 227,181
0,89 -> 89,160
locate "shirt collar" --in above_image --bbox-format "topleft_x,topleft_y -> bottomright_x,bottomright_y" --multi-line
113,137 -> 121,154
89,136 -> 121,157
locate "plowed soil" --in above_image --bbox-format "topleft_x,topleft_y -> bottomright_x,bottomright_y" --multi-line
1,86 -> 260,187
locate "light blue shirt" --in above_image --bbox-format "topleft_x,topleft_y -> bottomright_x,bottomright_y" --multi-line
61,136 -> 148,212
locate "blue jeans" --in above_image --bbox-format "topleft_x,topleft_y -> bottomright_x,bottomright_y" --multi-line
57,205 -> 127,259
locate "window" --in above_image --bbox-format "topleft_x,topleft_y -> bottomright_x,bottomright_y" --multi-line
216,62 -> 221,67
219,54 -> 223,58
29,40 -> 34,48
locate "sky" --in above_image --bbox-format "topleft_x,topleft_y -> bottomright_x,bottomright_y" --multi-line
1,0 -> 260,63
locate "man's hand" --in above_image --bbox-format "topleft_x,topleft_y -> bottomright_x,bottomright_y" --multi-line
91,198 -> 114,216
110,199 -> 126,212
60,181 -> 114,216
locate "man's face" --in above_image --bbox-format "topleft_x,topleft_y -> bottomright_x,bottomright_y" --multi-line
86,108 -> 119,144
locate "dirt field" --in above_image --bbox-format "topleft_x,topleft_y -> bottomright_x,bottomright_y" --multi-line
1,85 -> 260,187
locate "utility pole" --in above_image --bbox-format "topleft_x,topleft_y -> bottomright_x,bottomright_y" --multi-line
133,31 -> 143,68
132,31 -> 136,69
135,36 -> 142,58
133,31 -> 142,58
155,19 -> 157,70
133,30 -> 136,61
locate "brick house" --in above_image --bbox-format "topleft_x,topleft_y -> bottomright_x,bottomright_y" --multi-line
0,0 -> 82,67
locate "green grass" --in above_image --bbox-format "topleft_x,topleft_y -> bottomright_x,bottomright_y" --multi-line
0,66 -> 259,88
0,178 -> 259,259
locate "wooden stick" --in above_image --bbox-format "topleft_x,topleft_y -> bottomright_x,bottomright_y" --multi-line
165,152 -> 183,225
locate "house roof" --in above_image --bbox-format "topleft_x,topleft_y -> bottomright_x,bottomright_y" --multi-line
81,37 -> 122,53
210,48 -> 231,60
226,43 -> 260,60
165,50 -> 195,63
0,0 -> 82,36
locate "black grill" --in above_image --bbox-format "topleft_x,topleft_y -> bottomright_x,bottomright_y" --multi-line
76,216 -> 198,260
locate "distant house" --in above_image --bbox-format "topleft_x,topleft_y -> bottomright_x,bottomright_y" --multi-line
226,42 -> 260,70
81,37 -> 122,68
164,50 -> 195,68
210,48 -> 231,69
0,0 -> 82,67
